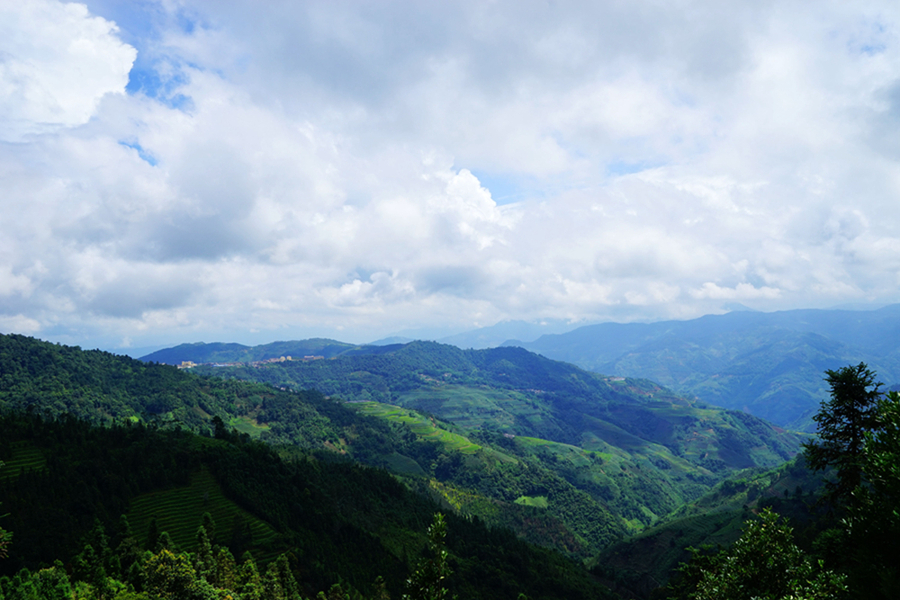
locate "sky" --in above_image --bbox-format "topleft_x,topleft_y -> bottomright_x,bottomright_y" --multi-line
3,0 -> 900,352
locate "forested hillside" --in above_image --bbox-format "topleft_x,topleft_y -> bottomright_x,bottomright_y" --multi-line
513,304 -> 900,431
590,455 -> 828,598
192,341 -> 802,546
141,339 -> 363,365
3,333 -> 898,599
0,411 -> 614,599
2,334 -> 802,560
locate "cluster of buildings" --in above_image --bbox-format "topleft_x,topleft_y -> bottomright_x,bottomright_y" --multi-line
177,355 -> 325,369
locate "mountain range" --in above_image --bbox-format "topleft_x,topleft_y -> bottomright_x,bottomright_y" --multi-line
506,304 -> 900,431
143,305 -> 900,433
4,334 -> 800,558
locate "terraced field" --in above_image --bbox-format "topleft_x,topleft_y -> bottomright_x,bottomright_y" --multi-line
354,402 -> 482,455
127,467 -> 281,562
0,441 -> 46,479
395,386 -> 547,432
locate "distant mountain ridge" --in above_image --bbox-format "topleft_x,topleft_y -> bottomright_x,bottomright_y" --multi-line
511,304 -> 900,431
437,319 -> 580,349
141,338 -> 361,364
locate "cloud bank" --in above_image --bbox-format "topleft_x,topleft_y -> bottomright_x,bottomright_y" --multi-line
3,0 -> 900,349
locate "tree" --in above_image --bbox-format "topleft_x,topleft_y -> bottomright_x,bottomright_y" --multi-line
0,524 -> 9,560
803,363 -> 882,505
143,548 -> 198,600
238,551 -> 262,600
668,509 -> 846,600
403,513 -> 455,600
0,514 -> 10,560
844,391 -> 900,598
193,525 -> 216,583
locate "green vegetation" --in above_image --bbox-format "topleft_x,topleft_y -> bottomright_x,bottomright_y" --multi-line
141,339 -> 363,365
588,454 -> 830,598
0,333 -> 803,561
197,340 -> 802,547
15,333 -> 878,598
654,363 -> 900,600
667,509 -> 846,600
402,513 -> 454,600
126,468 -> 280,564
0,411 -> 615,600
802,362 -> 882,504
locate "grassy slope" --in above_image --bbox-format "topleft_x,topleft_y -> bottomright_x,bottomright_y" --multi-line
125,466 -> 282,564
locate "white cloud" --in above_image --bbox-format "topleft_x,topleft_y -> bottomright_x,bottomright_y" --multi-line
4,0 -> 900,349
0,0 -> 135,140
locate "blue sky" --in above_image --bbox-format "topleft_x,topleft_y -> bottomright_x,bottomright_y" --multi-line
2,0 -> 900,352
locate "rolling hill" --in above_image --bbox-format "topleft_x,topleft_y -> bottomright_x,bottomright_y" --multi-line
185,340 -> 803,546
512,305 -> 900,431
0,333 -> 802,573
0,411 -> 615,600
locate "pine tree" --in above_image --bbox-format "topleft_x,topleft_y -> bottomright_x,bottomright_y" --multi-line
143,548 -> 198,599
263,560 -> 286,600
403,513 -> 455,600
803,363 -> 883,505
0,464 -> 11,561
214,547 -> 239,590
239,551 -> 262,600
194,525 -> 216,583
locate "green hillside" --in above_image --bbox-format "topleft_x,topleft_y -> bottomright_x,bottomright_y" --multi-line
588,455 -> 830,598
196,341 -> 801,470
140,339 -> 362,365
0,333 -> 809,594
517,305 -> 900,431
192,341 -> 802,541
0,411 -> 614,600
1,334 -> 624,556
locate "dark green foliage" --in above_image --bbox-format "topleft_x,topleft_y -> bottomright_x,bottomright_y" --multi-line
649,365 -> 900,600
0,333 -> 329,436
0,411 -> 613,600
403,513 -> 454,600
0,505 -> 9,561
197,338 -> 801,550
665,509 -> 846,600
200,340 -> 800,477
143,548 -> 201,599
0,333 -> 802,561
803,363 -> 882,505
0,562 -> 73,600
0,333 -> 824,598
194,526 -> 216,582
843,391 -> 900,598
